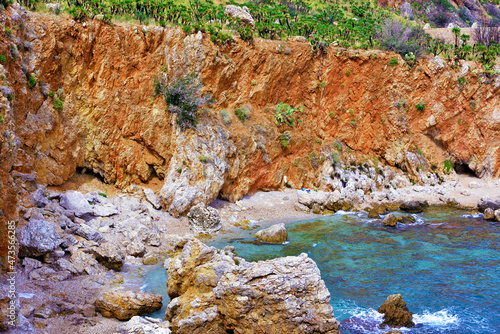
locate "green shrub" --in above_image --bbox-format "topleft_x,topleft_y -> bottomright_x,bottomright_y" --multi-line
154,73 -> 213,131
458,77 -> 467,86
27,74 -> 37,89
275,103 -> 304,127
443,159 -> 454,174
329,111 -> 335,118
53,98 -> 63,111
280,131 -> 291,149
0,115 -> 3,124
237,26 -> 253,42
220,110 -> 231,125
389,57 -> 399,66
160,65 -> 167,72
234,106 -> 251,122
350,119 -> 357,128
0,55 -> 6,63
199,155 -> 209,163
7,94 -> 12,101
416,103 -> 425,111
49,91 -> 55,98
345,69 -> 351,77
315,138 -> 322,144
334,142 -> 342,152
331,152 -> 341,165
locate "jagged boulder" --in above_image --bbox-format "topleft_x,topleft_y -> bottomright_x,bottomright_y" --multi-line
31,185 -> 49,208
224,5 -> 255,26
60,190 -> 92,217
18,218 -> 62,257
165,237 -> 340,334
378,294 -> 415,328
91,243 -> 125,271
143,188 -> 162,209
253,223 -> 288,243
383,213 -> 398,227
115,316 -> 171,334
95,290 -> 162,321
187,202 -> 222,234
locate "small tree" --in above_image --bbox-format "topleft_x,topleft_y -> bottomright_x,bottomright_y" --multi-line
154,73 -> 213,131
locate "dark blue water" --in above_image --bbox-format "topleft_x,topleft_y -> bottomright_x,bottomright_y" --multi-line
204,207 -> 500,334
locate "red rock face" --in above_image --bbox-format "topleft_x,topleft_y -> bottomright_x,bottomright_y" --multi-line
1,7 -> 500,264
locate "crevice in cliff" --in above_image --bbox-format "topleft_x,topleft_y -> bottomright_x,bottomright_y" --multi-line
454,162 -> 476,177
76,166 -> 107,183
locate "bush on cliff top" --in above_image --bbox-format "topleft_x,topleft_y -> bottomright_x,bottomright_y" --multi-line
154,73 -> 213,131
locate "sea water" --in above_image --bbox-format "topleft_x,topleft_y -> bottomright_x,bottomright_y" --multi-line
145,207 -> 500,333
206,207 -> 500,334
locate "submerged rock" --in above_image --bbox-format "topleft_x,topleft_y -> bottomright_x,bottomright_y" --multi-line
253,223 -> 288,243
165,237 -> 340,334
95,290 -> 162,321
115,316 -> 171,334
187,202 -> 222,234
378,294 -> 415,328
383,213 -> 398,227
18,218 -> 62,257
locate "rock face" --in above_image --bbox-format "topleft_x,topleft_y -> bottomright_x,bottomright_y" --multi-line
378,294 -> 415,328
95,290 -> 162,321
115,316 -> 171,334
383,213 -> 398,227
253,223 -> 288,243
400,2 -> 412,18
224,5 -> 255,26
165,237 -> 340,334
18,218 -> 62,257
478,201 -> 500,213
187,202 -> 222,234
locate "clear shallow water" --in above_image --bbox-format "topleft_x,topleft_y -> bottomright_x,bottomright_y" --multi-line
204,207 -> 500,334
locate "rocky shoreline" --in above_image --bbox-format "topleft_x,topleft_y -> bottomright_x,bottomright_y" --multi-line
1,172 -> 500,333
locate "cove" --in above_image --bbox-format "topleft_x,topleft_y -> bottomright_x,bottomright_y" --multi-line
206,207 -> 500,333
144,206 -> 500,333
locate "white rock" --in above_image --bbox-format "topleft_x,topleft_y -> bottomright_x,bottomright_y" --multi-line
60,191 -> 93,217
144,188 -> 162,209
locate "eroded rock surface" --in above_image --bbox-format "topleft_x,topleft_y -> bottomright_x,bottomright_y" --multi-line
187,202 -> 222,234
164,237 -> 340,334
95,290 -> 162,321
18,217 -> 62,257
253,223 -> 288,243
378,294 -> 415,328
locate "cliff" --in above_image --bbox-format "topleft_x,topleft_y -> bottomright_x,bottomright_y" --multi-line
2,4 -> 500,266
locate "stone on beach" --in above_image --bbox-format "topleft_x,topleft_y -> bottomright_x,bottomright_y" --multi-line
483,208 -> 495,220
253,223 -> 288,243
95,290 -> 162,320
187,202 -> 222,234
18,217 -> 62,257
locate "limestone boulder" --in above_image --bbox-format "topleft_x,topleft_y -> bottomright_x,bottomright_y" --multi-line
383,213 -> 398,227
91,242 -> 125,270
60,190 -> 92,217
478,200 -> 500,213
31,185 -> 49,208
253,223 -> 288,244
397,215 -> 416,224
164,237 -> 340,334
495,209 -> 500,223
115,316 -> 171,334
143,188 -> 162,209
378,294 -> 415,328
18,218 -> 62,257
224,5 -> 255,26
187,202 -> 222,234
483,208 -> 495,220
95,290 -> 162,321
400,200 -> 426,213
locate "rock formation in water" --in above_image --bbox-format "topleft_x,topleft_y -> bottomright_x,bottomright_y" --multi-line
378,294 -> 415,328
95,290 -> 163,320
164,237 -> 340,333
253,223 -> 288,243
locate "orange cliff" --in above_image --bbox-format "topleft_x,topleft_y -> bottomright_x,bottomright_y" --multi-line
1,5 -> 500,266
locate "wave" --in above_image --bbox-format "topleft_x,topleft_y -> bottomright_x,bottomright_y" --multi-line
414,309 -> 460,327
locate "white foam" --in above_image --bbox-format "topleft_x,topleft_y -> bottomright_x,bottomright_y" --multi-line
414,309 -> 459,326
18,293 -> 34,299
462,214 -> 481,219
282,241 -> 290,245
335,210 -> 357,215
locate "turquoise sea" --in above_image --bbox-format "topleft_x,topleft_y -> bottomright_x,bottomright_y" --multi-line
144,207 -> 500,333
